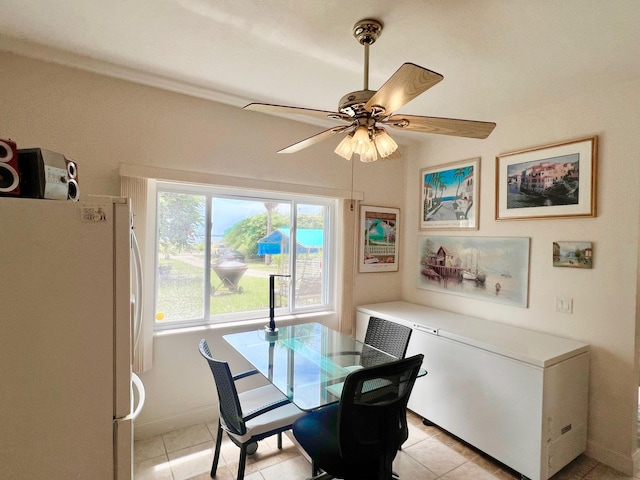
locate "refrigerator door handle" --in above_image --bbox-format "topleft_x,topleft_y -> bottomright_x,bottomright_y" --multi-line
131,231 -> 143,352
117,373 -> 146,423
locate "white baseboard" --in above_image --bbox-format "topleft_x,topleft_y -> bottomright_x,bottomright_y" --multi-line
586,439 -> 636,476
134,404 -> 218,439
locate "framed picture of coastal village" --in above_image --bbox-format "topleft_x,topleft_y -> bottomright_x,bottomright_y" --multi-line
420,157 -> 480,231
417,235 -> 530,307
495,136 -> 598,220
359,205 -> 399,273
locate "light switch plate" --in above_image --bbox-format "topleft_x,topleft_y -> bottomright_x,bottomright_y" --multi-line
555,297 -> 573,314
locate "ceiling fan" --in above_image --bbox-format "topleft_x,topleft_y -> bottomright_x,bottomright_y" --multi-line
245,19 -> 496,162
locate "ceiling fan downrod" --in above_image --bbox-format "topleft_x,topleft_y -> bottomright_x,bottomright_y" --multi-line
338,19 -> 383,118
353,19 -> 382,91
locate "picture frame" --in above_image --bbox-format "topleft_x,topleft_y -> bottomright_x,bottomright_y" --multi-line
496,136 -> 597,220
553,241 -> 593,269
420,157 -> 480,230
417,235 -> 530,308
359,205 -> 399,273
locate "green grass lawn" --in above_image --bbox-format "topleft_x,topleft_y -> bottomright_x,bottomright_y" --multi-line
156,256 -> 287,322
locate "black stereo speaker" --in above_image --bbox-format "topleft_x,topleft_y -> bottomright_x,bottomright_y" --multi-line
0,138 -> 20,196
17,148 -> 69,200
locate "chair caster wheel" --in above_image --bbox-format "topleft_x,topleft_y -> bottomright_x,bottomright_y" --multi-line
247,441 -> 258,455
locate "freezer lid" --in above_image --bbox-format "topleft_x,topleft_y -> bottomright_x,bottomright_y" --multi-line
358,302 -> 589,368
436,328 -> 589,368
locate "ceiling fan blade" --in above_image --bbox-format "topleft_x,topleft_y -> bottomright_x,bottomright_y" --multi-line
385,114 -> 496,139
365,63 -> 443,115
245,103 -> 350,122
278,125 -> 352,154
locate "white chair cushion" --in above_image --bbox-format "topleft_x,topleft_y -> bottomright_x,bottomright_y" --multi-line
228,384 -> 306,443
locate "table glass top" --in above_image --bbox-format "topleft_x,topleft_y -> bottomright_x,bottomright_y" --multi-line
223,322 -> 397,410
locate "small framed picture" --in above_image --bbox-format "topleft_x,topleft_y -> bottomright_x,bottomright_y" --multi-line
359,205 -> 399,273
496,136 -> 597,220
420,157 -> 480,230
553,241 -> 593,268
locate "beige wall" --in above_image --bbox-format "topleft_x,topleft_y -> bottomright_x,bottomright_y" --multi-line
402,79 -> 640,474
2,50 -> 639,474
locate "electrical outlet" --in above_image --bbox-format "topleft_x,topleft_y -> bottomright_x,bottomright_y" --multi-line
555,297 -> 573,314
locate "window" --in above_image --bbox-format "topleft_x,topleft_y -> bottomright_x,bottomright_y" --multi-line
153,181 -> 335,328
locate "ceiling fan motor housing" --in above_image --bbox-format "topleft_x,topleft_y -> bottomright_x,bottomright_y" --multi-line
338,89 -> 376,117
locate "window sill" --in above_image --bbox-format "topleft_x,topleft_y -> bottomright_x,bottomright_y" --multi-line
153,310 -> 338,338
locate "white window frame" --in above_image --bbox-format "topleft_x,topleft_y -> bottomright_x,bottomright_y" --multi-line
153,181 -> 336,330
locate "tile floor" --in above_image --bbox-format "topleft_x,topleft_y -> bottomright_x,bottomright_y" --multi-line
134,410 -> 639,480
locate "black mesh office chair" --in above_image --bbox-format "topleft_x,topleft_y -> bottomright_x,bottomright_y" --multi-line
199,339 -> 306,480
293,354 -> 425,480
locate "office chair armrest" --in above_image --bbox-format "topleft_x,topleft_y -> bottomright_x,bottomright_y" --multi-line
244,398 -> 292,422
233,369 -> 260,381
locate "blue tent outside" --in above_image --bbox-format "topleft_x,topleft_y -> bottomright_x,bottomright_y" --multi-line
257,227 -> 323,255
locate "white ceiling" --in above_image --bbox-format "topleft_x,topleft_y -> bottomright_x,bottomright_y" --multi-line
1,0 -> 640,130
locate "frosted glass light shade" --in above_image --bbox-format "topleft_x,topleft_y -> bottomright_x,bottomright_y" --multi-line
352,126 -> 371,156
374,128 -> 398,158
360,141 -> 378,163
334,134 -> 354,160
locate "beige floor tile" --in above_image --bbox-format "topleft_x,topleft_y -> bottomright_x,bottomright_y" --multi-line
133,454 -> 173,480
259,455 -> 312,480
403,419 -> 437,448
135,434 -> 167,463
583,463 -> 635,479
393,449 -> 438,479
167,441 -> 216,480
463,452 -> 510,477
404,435 -> 469,477
493,467 -> 523,480
162,424 -> 214,453
429,430 -> 478,460
550,454 -> 599,479
243,472 -> 265,480
440,460 -> 506,480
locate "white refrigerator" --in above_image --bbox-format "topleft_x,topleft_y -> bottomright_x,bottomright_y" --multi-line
0,196 -> 145,479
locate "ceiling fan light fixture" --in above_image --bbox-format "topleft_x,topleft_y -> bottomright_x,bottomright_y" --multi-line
334,133 -> 355,160
359,140 -> 378,163
352,126 -> 373,156
373,127 -> 398,158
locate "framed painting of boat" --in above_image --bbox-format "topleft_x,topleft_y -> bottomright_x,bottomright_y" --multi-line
420,157 -> 480,230
417,235 -> 530,307
496,136 -> 597,220
359,205 -> 399,273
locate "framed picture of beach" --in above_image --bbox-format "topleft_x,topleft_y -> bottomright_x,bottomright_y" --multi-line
420,158 -> 480,231
417,235 -> 530,307
496,136 -> 597,220
359,205 -> 399,273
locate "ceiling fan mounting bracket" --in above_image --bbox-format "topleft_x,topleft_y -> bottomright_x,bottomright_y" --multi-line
353,19 -> 383,45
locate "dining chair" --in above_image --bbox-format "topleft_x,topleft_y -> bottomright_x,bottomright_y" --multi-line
325,316 -> 413,399
361,316 -> 413,365
198,339 -> 306,480
293,354 -> 425,480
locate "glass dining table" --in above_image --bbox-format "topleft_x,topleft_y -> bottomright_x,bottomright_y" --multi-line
223,322 -> 399,411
